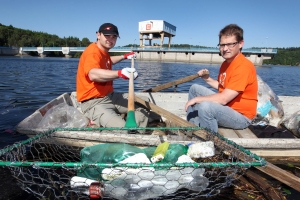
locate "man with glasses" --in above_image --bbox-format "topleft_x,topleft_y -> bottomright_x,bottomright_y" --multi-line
76,23 -> 152,128
185,24 -> 258,133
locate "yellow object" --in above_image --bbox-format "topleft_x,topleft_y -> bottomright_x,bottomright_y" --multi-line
151,142 -> 170,163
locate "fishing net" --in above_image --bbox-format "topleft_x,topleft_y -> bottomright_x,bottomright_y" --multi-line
0,126 -> 266,200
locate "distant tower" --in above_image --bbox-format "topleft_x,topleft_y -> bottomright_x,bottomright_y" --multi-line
138,20 -> 176,48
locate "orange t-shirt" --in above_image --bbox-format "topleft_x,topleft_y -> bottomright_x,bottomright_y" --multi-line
218,53 -> 258,119
76,43 -> 113,102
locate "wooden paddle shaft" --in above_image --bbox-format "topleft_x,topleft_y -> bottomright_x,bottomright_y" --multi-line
142,74 -> 199,92
127,59 -> 135,111
142,70 -> 209,92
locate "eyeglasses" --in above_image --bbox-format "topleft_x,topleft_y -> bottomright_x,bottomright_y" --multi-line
217,42 -> 239,49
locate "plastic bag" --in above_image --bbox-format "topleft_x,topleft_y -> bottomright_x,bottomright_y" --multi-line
37,103 -> 89,129
279,110 -> 300,137
77,143 -> 145,180
161,144 -> 188,163
77,143 -> 190,180
101,153 -> 152,181
255,75 -> 284,125
80,143 -> 144,164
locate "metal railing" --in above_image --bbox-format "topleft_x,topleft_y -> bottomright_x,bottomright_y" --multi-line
20,46 -> 277,54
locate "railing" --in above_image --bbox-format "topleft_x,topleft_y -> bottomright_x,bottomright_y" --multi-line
20,46 -> 277,54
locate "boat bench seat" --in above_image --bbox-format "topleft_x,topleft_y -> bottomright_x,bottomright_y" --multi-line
218,127 -> 258,139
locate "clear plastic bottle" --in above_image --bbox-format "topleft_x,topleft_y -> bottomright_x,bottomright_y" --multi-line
71,167 -> 209,200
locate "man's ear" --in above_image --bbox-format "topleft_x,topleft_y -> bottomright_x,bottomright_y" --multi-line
239,40 -> 244,48
96,32 -> 101,41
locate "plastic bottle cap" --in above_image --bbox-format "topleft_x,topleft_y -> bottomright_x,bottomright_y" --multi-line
89,182 -> 102,199
187,142 -> 194,147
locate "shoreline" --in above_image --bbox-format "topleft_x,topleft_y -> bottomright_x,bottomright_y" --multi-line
1,54 -> 299,67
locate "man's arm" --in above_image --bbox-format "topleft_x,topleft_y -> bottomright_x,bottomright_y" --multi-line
197,69 -> 219,89
88,67 -> 138,82
203,77 -> 219,90
185,88 -> 239,111
88,68 -> 119,82
110,55 -> 124,64
111,52 -> 136,64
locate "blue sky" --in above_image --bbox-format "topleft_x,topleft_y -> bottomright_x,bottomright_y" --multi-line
0,0 -> 299,48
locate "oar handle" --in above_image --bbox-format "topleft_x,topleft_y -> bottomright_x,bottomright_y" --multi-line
125,58 -> 138,128
127,59 -> 135,111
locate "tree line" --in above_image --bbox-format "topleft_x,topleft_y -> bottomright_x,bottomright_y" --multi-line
263,48 -> 300,66
0,23 -> 91,47
0,23 -> 91,57
0,23 -> 299,65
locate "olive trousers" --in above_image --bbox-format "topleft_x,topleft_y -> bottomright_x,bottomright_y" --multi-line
80,92 -> 150,128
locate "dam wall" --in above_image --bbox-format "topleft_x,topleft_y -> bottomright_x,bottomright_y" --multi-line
135,51 -> 268,66
0,47 -> 19,56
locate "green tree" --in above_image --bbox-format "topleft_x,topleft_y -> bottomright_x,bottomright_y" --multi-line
263,48 -> 300,66
81,37 -> 90,47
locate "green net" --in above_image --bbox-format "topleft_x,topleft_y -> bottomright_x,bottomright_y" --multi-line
0,127 -> 266,199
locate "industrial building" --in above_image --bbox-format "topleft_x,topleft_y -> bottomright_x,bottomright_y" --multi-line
138,20 -> 176,48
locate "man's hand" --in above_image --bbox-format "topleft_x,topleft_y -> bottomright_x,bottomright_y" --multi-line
118,68 -> 138,80
198,69 -> 210,79
185,99 -> 197,112
123,51 -> 136,59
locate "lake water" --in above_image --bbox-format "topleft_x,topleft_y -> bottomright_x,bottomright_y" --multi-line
0,56 -> 300,199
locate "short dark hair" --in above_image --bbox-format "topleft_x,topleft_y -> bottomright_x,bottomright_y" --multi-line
219,24 -> 243,42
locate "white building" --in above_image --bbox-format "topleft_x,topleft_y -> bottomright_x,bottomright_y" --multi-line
138,20 -> 176,48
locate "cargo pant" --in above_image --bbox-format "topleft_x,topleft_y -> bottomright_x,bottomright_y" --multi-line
80,92 -> 150,128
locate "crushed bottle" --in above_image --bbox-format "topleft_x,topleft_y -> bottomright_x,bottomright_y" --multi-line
71,167 -> 209,200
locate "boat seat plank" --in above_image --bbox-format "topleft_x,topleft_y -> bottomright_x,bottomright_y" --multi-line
218,128 -> 240,138
218,128 -> 258,139
250,149 -> 300,157
234,128 -> 258,138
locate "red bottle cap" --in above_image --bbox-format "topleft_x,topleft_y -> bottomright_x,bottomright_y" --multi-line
89,182 -> 103,199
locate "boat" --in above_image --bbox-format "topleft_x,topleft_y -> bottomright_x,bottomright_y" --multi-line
15,91 -> 300,157
9,91 -> 300,197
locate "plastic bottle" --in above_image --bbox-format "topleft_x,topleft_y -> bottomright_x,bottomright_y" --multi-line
71,167 -> 209,200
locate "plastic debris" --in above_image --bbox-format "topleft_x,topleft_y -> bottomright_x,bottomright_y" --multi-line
187,141 -> 215,158
255,75 -> 284,126
151,141 -> 170,163
176,154 -> 195,163
37,102 -> 89,129
279,110 -> 300,137
101,153 -> 153,181
71,167 -> 209,200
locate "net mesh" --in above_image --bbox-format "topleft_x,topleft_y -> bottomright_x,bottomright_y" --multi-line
0,127 -> 266,200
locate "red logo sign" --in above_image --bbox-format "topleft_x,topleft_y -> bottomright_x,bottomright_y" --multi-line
146,24 -> 151,30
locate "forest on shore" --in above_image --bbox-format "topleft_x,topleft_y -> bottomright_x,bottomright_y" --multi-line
0,23 -> 299,66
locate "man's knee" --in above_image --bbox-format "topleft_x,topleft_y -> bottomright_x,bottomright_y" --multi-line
196,101 -> 213,112
189,84 -> 198,93
93,105 -> 124,127
102,114 -> 125,127
134,108 -> 149,127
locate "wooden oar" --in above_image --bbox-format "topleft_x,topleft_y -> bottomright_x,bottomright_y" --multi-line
125,58 -> 138,128
142,74 -> 199,92
142,70 -> 209,92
